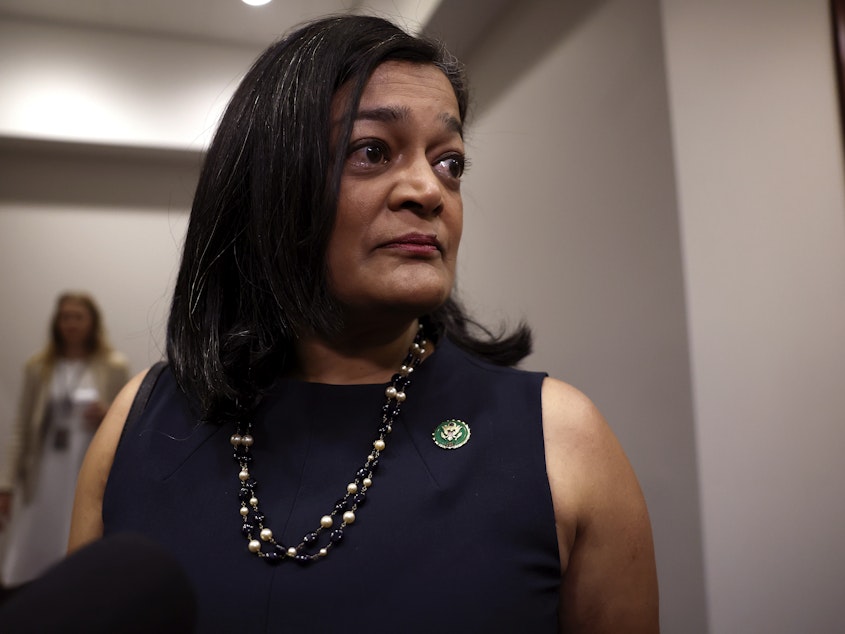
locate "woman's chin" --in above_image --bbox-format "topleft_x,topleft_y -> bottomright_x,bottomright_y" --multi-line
393,283 -> 452,313
341,290 -> 451,326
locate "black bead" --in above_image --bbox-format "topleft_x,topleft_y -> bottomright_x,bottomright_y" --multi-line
294,554 -> 311,564
241,523 -> 254,537
334,499 -> 348,512
265,551 -> 281,563
356,468 -> 369,479
253,513 -> 265,524
303,532 -> 319,544
353,492 -> 366,506
330,529 -> 344,543
239,488 -> 251,501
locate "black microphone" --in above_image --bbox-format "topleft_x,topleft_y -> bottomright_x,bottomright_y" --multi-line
0,533 -> 196,633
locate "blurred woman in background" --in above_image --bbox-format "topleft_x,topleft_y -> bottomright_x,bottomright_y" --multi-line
0,291 -> 129,588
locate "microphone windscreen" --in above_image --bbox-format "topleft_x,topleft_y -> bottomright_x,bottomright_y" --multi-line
0,533 -> 196,633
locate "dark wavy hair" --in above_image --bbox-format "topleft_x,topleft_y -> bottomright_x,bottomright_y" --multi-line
167,14 -> 531,422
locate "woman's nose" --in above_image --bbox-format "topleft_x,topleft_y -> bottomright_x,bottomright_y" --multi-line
388,155 -> 443,216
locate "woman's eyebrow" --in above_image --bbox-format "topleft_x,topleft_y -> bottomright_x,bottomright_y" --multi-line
439,112 -> 463,138
355,106 -> 463,138
355,105 -> 411,123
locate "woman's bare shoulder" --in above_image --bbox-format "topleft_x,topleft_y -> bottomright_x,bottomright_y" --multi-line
67,367 -> 149,552
541,377 -> 604,437
541,376 -> 659,633
540,378 -> 620,540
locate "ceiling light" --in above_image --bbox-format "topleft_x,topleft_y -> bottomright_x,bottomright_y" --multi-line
242,0 -> 272,6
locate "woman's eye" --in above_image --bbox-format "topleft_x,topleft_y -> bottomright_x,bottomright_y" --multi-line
348,142 -> 389,168
435,155 -> 466,180
363,145 -> 385,164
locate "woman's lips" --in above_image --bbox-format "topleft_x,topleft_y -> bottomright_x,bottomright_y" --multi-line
379,233 -> 441,255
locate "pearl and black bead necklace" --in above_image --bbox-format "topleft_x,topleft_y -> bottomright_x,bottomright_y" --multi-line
231,324 -> 427,564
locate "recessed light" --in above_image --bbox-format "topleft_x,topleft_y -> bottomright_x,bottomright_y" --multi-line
242,0 -> 272,6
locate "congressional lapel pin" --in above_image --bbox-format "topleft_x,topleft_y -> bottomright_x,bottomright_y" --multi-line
432,419 -> 471,449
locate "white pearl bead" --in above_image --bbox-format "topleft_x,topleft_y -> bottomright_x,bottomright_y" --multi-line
287,547 -> 297,557
385,386 -> 397,399
347,483 -> 358,494
385,425 -> 392,434
240,506 -> 249,517
242,434 -> 254,447
260,528 -> 273,541
362,478 -> 372,488
373,439 -> 386,451
230,434 -> 242,446
319,548 -> 328,556
320,515 -> 333,529
239,469 -> 249,481
342,511 -> 356,524
395,391 -> 406,402
248,540 -> 261,553
249,497 -> 258,506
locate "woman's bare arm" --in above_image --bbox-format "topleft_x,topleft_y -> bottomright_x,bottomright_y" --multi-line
542,377 -> 659,633
67,369 -> 148,553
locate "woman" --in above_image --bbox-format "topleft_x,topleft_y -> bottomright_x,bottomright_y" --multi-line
0,292 -> 129,586
70,15 -> 658,633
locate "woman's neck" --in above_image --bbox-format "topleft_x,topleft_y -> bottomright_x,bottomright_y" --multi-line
293,320 -> 425,384
61,344 -> 90,360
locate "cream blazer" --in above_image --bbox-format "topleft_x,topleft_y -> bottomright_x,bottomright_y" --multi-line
1,350 -> 130,500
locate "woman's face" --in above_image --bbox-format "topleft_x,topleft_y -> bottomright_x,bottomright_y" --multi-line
327,61 -> 465,327
57,299 -> 94,349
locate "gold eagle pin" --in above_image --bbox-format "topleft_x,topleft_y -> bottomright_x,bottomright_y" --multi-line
432,419 -> 471,449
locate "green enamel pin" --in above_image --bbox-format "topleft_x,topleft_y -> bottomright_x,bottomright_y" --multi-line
432,419 -> 471,449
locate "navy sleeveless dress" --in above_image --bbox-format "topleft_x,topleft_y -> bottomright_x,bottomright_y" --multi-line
103,338 -> 561,633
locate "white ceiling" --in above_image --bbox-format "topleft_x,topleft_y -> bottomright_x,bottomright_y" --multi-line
0,0 -> 514,63
0,0 -> 373,49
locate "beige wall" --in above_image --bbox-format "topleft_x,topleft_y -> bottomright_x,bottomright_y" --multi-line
662,0 -> 845,631
460,1 -> 704,631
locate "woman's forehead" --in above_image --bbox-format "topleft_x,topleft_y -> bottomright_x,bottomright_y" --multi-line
60,300 -> 89,313
333,61 -> 459,120
360,62 -> 457,108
